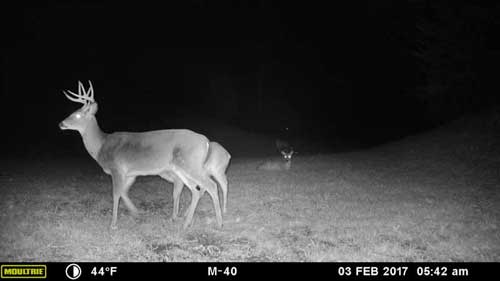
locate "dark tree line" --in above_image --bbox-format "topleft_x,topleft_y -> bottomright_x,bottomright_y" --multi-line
413,0 -> 500,123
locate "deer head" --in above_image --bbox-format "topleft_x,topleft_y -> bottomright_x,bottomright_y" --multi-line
280,149 -> 294,161
59,80 -> 98,134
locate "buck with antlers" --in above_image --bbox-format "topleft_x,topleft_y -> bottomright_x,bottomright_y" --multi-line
59,81 -> 230,229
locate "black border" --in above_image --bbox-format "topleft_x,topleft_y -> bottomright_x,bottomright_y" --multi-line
0,262 -> 495,280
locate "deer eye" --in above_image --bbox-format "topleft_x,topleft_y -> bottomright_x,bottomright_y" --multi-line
75,113 -> 82,119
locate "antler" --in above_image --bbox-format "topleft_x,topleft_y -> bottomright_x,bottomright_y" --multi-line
62,80 -> 95,106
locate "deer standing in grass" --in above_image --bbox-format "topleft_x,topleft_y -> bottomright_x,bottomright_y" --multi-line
257,149 -> 295,171
59,81 -> 229,229
257,139 -> 295,171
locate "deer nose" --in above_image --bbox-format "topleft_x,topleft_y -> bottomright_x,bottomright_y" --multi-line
59,121 -> 65,129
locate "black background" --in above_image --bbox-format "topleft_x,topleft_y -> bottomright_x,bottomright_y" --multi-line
2,1 -> 500,156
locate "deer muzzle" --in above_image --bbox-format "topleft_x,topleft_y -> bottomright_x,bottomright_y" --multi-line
59,121 -> 68,130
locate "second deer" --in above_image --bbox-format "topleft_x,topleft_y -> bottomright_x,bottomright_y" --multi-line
257,146 -> 295,171
163,141 -> 231,220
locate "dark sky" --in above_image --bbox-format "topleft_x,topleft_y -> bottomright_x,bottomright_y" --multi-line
2,1 -> 499,149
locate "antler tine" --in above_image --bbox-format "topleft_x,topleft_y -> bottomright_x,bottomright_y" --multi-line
63,88 -> 81,99
77,80 -> 91,105
87,80 -> 95,103
62,90 -> 87,104
78,80 -> 85,96
62,81 -> 95,105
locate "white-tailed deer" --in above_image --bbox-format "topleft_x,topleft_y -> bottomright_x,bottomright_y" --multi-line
257,149 -> 295,171
59,80 -> 225,229
163,141 -> 231,220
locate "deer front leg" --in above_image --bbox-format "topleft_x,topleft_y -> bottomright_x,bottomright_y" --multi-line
110,173 -> 122,229
110,171 -> 136,229
120,176 -> 138,217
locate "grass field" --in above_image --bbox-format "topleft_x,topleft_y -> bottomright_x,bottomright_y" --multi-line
1,113 -> 499,262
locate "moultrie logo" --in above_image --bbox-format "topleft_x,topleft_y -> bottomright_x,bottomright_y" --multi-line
1,264 -> 47,279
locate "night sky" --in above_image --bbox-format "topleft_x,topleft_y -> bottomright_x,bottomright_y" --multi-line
2,1 -> 500,156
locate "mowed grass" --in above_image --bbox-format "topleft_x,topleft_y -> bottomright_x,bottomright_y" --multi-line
1,118 -> 500,261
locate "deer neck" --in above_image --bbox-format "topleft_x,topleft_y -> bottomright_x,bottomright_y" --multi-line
80,116 -> 106,161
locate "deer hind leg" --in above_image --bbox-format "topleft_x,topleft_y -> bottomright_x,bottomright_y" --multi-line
182,183 -> 201,229
172,144 -> 223,228
211,171 -> 228,214
168,167 -> 202,228
203,177 -> 223,228
160,172 -> 184,220
171,177 -> 185,220
189,170 -> 223,228
110,171 -> 137,229
174,170 -> 222,229
183,174 -> 222,228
